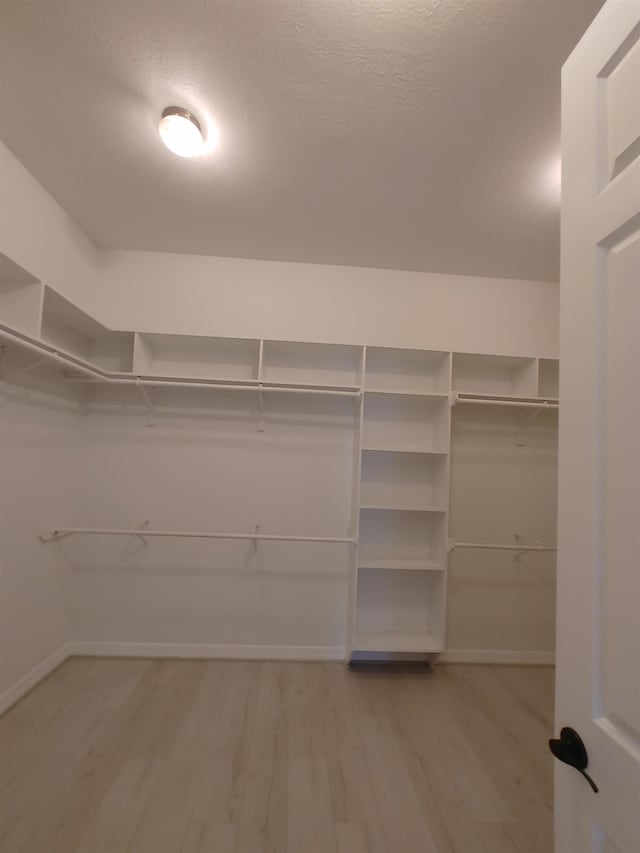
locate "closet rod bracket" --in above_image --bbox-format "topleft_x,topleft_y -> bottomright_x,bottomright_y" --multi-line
136,378 -> 156,427
257,387 -> 265,432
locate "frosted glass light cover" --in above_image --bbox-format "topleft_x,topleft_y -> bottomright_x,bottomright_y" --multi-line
159,108 -> 205,158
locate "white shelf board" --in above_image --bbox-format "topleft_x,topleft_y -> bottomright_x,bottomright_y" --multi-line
353,630 -> 442,654
361,442 -> 449,455
261,379 -> 360,392
359,504 -> 447,513
363,389 -> 449,399
357,559 -> 444,572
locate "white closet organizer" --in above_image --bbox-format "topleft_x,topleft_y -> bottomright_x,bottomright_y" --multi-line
349,348 -> 451,661
0,276 -> 559,663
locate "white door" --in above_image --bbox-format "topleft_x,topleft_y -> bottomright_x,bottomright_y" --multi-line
556,0 -> 640,850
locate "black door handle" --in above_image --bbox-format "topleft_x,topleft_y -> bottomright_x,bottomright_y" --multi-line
548,727 -> 598,793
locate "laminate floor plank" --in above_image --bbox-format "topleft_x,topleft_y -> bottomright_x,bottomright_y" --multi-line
0,659 -> 555,853
335,821 -> 387,853
183,662 -> 260,830
0,658 -> 152,852
125,661 -> 229,853
21,659 -> 205,853
445,665 -> 553,786
435,667 -> 554,852
345,674 -> 439,853
383,673 -> 489,853
321,664 -> 381,825
0,658 -> 115,801
232,662 -> 289,853
286,663 -> 337,853
73,758 -> 166,853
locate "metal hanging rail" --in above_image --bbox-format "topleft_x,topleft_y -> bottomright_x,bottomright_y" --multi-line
40,527 -> 356,544
0,325 -> 109,381
452,392 -> 558,410
65,378 -> 360,397
452,541 -> 557,553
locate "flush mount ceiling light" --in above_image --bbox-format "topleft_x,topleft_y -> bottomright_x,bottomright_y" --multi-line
159,106 -> 205,158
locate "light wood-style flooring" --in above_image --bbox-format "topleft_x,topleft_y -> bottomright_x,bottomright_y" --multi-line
0,658 -> 554,853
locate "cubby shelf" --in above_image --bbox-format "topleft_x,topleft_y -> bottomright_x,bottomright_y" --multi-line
357,559 -> 444,572
453,353 -> 538,398
364,347 -> 450,395
134,333 -> 259,382
353,630 -> 442,654
360,504 -> 447,513
361,443 -> 449,454
41,288 -> 135,373
262,340 -> 363,389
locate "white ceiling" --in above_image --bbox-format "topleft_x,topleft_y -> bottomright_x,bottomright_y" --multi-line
0,0 -> 603,282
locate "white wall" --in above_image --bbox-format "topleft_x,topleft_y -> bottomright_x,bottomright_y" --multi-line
0,143 -> 559,677
445,406 -> 557,662
65,387 -> 354,658
97,249 -> 559,359
0,142 -> 102,316
0,139 -> 558,361
0,365 -> 87,710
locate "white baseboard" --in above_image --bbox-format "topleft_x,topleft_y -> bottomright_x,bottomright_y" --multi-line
0,643 -> 72,715
439,649 -> 555,665
69,641 -> 346,662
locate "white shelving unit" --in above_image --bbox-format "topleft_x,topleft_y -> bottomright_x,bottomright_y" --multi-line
362,393 -> 450,455
365,347 -> 450,395
538,358 -> 560,399
349,347 -> 452,661
453,353 -> 538,398
261,340 -> 363,389
133,333 -> 260,383
353,568 -> 446,656
360,449 -> 448,509
41,287 -> 135,373
0,275 -> 560,664
0,253 -> 43,338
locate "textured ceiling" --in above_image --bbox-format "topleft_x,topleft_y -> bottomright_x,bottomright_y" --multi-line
0,0 -> 603,282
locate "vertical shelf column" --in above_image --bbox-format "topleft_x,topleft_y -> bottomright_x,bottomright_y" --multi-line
350,348 -> 452,661
345,346 -> 366,660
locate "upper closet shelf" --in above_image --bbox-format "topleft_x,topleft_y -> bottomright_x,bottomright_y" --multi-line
134,333 -> 259,382
0,254 -> 43,338
0,327 -> 360,397
363,389 -> 449,399
261,340 -> 363,389
0,277 -> 561,406
41,288 -> 135,373
364,347 -> 450,395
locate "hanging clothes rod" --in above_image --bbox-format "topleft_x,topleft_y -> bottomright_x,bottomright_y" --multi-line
453,392 -> 558,410
0,327 -> 360,397
40,527 -> 356,544
65,377 -> 360,397
452,541 -> 557,552
0,326 -> 108,381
